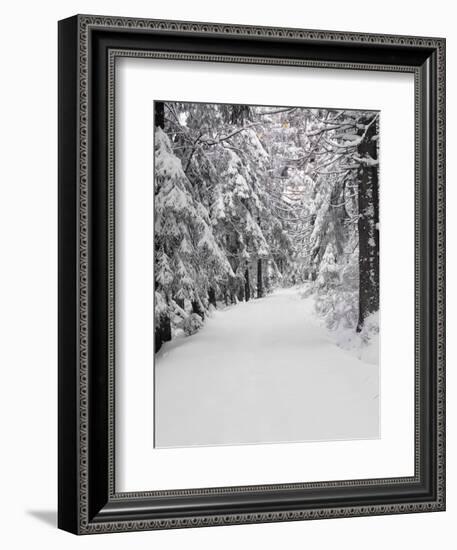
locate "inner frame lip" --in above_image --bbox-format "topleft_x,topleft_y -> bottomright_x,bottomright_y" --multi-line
106,49 -> 423,502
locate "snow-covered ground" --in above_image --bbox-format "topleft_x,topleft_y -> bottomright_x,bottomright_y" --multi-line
155,287 -> 379,448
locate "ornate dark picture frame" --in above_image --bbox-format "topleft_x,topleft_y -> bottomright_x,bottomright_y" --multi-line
58,14 -> 446,535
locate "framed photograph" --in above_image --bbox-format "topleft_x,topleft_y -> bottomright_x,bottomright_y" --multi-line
58,14 -> 446,534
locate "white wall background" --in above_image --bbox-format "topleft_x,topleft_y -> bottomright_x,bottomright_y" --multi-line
0,0 -> 453,547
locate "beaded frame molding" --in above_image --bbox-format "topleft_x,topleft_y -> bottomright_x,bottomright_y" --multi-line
58,14 -> 446,535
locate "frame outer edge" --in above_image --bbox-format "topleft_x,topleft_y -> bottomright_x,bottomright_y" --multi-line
65,14 -> 446,534
435,38 -> 445,511
58,15 -> 80,535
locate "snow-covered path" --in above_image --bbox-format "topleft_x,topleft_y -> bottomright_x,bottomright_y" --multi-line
155,287 -> 379,448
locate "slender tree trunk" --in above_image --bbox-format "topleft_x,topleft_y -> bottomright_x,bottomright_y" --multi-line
155,315 -> 171,353
244,268 -> 251,301
257,259 -> 263,298
256,214 -> 263,298
264,260 -> 271,293
330,184 -> 345,257
356,116 -> 380,332
208,287 -> 217,308
237,284 -> 245,302
191,299 -> 205,320
154,266 -> 171,352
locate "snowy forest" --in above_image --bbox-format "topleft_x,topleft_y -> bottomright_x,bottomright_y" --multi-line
154,100 -> 379,354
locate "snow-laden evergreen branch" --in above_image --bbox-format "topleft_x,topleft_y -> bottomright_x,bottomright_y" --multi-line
154,101 -> 380,351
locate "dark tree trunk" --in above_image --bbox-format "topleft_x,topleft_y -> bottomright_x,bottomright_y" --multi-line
155,315 -> 171,353
264,260 -> 271,293
356,116 -> 380,332
237,283 -> 245,302
330,183 -> 345,257
244,268 -> 251,301
208,287 -> 217,308
153,258 -> 172,352
154,101 -> 165,129
257,259 -> 263,298
192,300 -> 205,320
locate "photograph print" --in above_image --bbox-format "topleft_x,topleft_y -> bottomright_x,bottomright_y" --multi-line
153,100 -> 380,449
